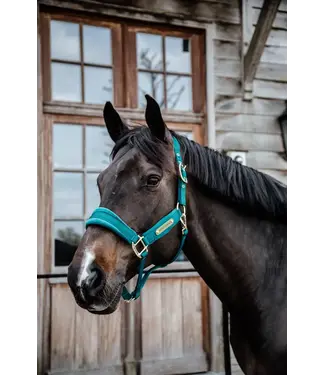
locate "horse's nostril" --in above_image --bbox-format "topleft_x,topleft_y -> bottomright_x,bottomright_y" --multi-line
82,263 -> 105,298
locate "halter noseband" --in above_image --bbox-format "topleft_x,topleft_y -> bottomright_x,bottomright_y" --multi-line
85,137 -> 188,301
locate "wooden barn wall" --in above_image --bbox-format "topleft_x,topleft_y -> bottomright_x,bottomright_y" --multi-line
214,0 -> 287,186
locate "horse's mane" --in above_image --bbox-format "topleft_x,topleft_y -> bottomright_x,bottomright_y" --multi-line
112,126 -> 287,223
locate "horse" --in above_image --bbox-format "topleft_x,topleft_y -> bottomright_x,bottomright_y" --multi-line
68,95 -> 287,375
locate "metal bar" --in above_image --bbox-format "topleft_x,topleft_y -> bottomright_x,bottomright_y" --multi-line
37,268 -> 196,279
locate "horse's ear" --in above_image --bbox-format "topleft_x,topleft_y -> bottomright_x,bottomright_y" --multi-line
103,102 -> 128,143
145,94 -> 167,141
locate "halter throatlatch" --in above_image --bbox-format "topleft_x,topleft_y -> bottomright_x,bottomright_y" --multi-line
85,137 -> 188,301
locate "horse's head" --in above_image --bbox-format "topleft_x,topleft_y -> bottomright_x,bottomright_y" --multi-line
68,95 -> 185,314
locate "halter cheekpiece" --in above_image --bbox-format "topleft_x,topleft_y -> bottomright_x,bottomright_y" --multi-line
85,137 -> 188,301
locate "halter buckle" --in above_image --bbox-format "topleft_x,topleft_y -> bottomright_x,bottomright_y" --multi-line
178,163 -> 188,184
132,236 -> 148,258
176,203 -> 187,234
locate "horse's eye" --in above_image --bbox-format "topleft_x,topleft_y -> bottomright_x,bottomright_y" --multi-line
147,175 -> 160,186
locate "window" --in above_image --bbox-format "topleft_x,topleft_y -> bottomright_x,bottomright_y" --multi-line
136,33 -> 193,111
41,13 -> 205,113
40,11 -> 205,272
50,20 -> 113,104
52,122 -> 114,269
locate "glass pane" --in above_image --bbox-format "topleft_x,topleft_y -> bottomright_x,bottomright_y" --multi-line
53,172 -> 83,218
138,72 -> 164,108
165,37 -> 191,74
166,75 -> 192,111
51,62 -> 82,102
83,25 -> 112,65
53,124 -> 82,169
86,126 -> 114,169
176,131 -> 194,141
84,66 -> 113,104
50,20 -> 80,61
86,173 -> 100,218
137,33 -> 163,71
54,221 -> 83,267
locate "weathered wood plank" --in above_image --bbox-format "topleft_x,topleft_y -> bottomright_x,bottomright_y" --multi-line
215,114 -> 282,134
182,278 -> 204,355
214,58 -> 286,82
214,40 -> 241,60
254,79 -> 287,99
259,168 -> 287,184
246,151 -> 287,170
141,279 -> 163,359
161,278 -> 183,358
256,62 -> 286,82
215,23 -> 241,42
51,285 -> 76,371
215,97 -> 286,116
261,45 -> 286,64
215,43 -> 287,65
215,77 -> 241,96
40,0 -> 238,23
244,0 -> 281,87
75,306 -> 99,369
252,7 -> 287,29
98,305 -> 122,366
215,23 -> 288,47
215,131 -> 284,152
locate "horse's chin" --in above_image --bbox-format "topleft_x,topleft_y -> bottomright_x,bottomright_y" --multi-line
87,304 -> 119,315
86,281 -> 123,315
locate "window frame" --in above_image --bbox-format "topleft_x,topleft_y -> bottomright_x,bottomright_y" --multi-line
40,12 -> 124,106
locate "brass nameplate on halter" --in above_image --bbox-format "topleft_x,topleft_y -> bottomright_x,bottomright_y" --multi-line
155,219 -> 174,235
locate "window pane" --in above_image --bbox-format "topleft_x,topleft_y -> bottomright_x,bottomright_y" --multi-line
50,20 -> 80,61
86,173 -> 100,218
166,75 -> 192,111
165,37 -> 191,74
83,25 -> 112,65
53,172 -> 83,218
53,124 -> 82,169
137,33 -> 163,71
51,63 -> 82,102
84,66 -> 113,104
138,72 -> 164,108
86,126 -> 113,170
54,221 -> 83,266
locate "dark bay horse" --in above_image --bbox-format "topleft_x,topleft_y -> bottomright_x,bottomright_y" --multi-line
68,95 -> 287,375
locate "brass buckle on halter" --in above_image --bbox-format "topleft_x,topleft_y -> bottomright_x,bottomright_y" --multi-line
176,203 -> 187,234
132,236 -> 148,258
178,163 -> 188,184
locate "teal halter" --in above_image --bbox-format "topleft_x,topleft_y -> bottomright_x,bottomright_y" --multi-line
85,137 -> 188,301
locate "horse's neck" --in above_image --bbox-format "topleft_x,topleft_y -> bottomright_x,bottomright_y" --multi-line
184,182 -> 286,315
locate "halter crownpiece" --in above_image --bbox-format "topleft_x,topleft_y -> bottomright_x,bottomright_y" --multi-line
85,136 -> 188,301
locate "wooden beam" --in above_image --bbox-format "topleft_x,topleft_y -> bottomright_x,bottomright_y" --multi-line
243,0 -> 281,100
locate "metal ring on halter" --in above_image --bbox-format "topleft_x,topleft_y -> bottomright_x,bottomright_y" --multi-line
176,203 -> 187,233
131,236 -> 148,258
178,163 -> 188,184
